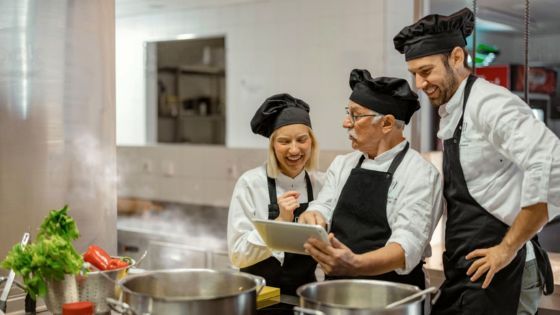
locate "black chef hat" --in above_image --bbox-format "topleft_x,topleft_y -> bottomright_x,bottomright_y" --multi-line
393,7 -> 474,61
349,69 -> 420,124
251,93 -> 311,138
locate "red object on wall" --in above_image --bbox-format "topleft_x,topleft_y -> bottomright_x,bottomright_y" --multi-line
476,65 -> 557,95
511,65 -> 557,95
475,65 -> 510,88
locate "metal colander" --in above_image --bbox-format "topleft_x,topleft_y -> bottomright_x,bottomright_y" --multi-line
43,258 -> 133,315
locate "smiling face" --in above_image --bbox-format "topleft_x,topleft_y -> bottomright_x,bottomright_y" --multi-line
271,124 -> 313,178
407,49 -> 464,107
342,101 -> 383,154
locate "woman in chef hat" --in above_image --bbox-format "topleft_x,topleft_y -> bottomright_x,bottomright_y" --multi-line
227,93 -> 324,295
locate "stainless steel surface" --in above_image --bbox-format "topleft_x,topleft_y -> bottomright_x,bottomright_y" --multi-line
0,234 -> 29,309
113,269 -> 263,315
294,306 -> 326,315
0,1 -> 116,311
385,287 -> 436,309
297,280 -> 424,315
117,205 -> 230,270
44,258 -> 135,315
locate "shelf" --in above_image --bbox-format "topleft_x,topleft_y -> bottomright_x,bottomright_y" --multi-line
178,114 -> 224,121
158,65 -> 225,76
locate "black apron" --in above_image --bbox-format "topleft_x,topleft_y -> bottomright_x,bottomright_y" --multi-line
241,172 -> 318,295
432,75 -> 554,315
328,142 -> 426,289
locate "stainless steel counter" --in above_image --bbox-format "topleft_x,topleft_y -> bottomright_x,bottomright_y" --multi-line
116,204 -> 230,270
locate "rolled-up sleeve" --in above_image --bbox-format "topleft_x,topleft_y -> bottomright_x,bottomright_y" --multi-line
388,164 -> 443,274
479,91 -> 560,219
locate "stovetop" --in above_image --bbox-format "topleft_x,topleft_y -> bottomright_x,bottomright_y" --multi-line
257,294 -> 299,315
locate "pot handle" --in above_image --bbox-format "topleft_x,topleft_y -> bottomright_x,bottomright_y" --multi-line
293,306 -> 326,315
132,250 -> 148,268
385,286 -> 438,309
252,275 -> 266,294
106,297 -> 139,315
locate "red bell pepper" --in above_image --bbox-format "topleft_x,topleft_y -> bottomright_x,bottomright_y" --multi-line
83,245 -> 112,270
108,258 -> 129,270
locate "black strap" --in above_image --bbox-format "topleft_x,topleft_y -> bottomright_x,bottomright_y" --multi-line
356,142 -> 410,176
267,171 -> 313,205
388,142 -> 410,174
532,236 -> 555,295
453,75 -> 478,141
267,171 -> 313,206
304,172 -> 313,203
267,175 -> 277,206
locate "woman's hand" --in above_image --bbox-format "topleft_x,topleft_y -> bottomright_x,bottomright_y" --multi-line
276,191 -> 300,222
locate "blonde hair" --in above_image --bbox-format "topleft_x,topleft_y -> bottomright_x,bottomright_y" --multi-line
266,126 -> 319,178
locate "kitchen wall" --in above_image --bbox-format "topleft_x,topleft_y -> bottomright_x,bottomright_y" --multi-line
117,145 -> 445,247
115,0 -> 417,150
117,145 -> 348,207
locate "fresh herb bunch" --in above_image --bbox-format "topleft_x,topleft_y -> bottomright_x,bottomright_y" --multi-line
37,205 -> 80,242
1,205 -> 83,299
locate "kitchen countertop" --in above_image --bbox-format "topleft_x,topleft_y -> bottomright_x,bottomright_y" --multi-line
425,243 -> 560,311
258,294 -> 299,315
6,296 -> 299,315
5,244 -> 558,314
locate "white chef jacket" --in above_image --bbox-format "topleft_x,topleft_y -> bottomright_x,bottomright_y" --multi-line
227,165 -> 325,268
308,140 -> 443,274
437,77 -> 560,260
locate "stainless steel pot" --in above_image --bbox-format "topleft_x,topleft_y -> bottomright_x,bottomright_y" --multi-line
296,280 -> 426,315
108,269 -> 264,315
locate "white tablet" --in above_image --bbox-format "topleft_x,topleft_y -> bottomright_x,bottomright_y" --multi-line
252,219 -> 329,255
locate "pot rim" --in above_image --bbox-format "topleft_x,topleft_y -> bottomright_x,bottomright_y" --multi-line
296,279 -> 423,310
119,268 -> 258,302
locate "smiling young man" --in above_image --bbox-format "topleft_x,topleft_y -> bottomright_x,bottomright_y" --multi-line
394,7 -> 559,315
299,69 -> 443,295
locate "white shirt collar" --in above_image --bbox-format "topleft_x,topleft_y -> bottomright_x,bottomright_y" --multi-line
438,77 -> 468,118
364,139 -> 408,162
437,77 -> 469,140
276,168 -> 306,184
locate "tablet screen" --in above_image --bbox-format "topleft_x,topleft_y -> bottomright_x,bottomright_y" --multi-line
252,219 -> 329,255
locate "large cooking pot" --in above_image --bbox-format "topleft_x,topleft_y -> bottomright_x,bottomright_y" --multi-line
296,280 -> 428,315
107,269 -> 265,315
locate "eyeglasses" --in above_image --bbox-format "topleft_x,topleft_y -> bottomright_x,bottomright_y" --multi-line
345,107 -> 379,124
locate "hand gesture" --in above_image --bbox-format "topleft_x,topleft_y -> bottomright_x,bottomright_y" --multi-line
465,243 -> 517,289
276,191 -> 300,222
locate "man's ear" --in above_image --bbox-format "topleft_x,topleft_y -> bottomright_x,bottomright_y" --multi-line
450,46 -> 464,69
382,115 -> 396,133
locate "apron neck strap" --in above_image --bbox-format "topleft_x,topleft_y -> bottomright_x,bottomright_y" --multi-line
387,142 -> 409,175
454,74 -> 478,139
266,170 -> 314,205
355,142 -> 410,175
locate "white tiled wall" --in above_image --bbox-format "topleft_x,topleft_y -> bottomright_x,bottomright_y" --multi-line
117,145 -> 445,247
116,0 -> 416,149
117,145 -> 349,207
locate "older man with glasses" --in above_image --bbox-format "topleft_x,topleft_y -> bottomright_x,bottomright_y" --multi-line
299,69 -> 443,294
